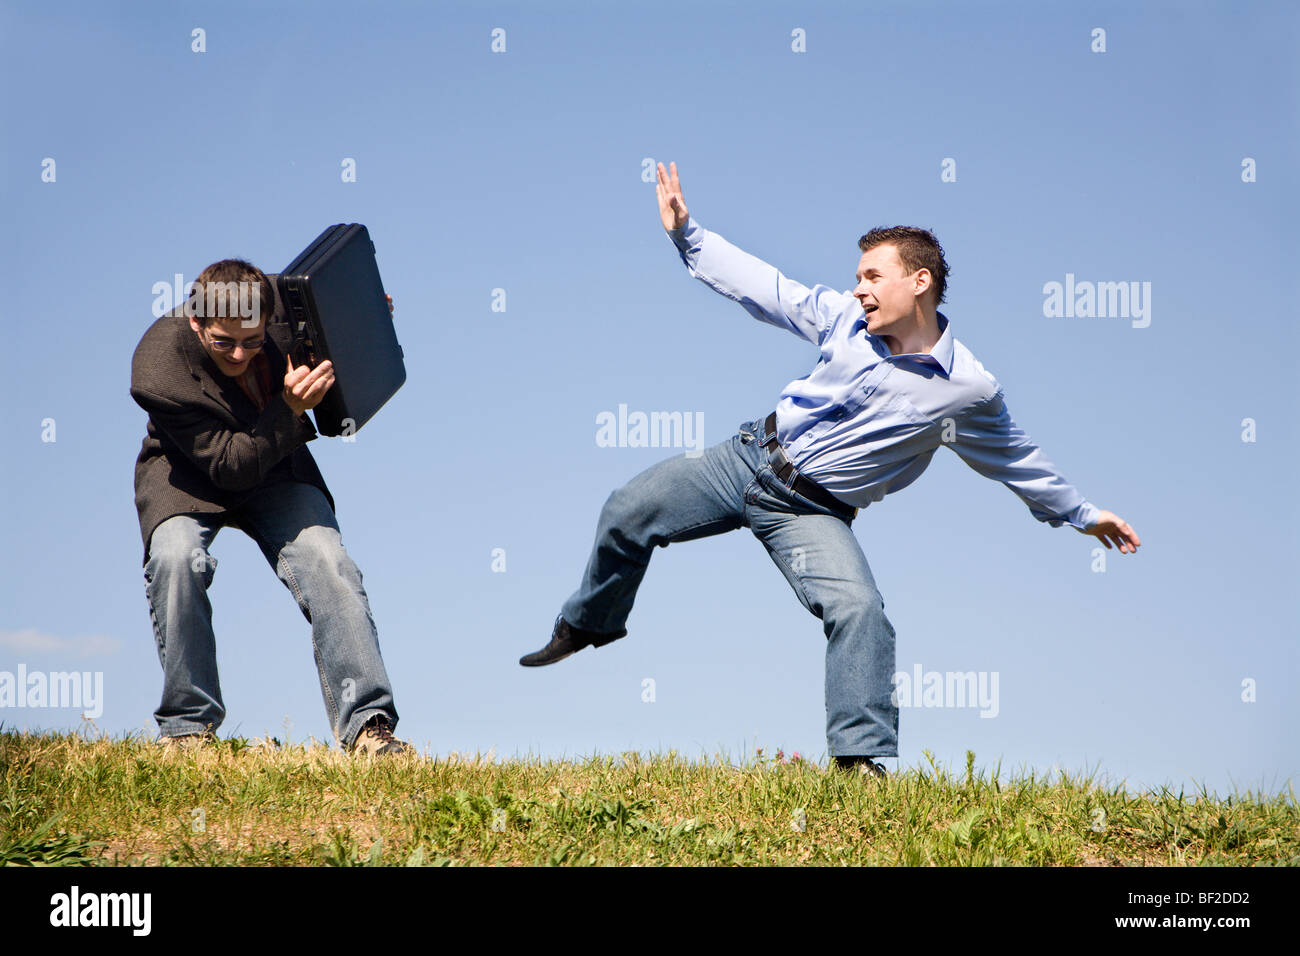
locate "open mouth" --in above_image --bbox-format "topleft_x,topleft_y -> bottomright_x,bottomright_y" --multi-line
863,305 -> 879,315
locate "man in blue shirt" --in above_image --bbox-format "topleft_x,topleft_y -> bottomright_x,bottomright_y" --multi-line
519,161 -> 1141,777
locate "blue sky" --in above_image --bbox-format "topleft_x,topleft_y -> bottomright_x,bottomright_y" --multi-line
1,0 -> 1296,799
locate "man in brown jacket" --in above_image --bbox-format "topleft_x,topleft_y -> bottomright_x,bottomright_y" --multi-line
131,258 -> 409,756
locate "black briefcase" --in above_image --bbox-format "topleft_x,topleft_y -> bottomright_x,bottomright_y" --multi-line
275,223 -> 405,437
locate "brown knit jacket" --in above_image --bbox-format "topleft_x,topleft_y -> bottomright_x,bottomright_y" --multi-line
129,286 -> 334,564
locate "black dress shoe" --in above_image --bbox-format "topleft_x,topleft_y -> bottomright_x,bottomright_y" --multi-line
519,614 -> 627,667
832,754 -> 888,778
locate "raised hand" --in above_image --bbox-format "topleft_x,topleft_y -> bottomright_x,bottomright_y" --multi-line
656,161 -> 690,231
283,354 -> 335,417
1079,509 -> 1141,554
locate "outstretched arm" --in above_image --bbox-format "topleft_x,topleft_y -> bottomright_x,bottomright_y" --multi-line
949,390 -> 1140,553
657,161 -> 854,346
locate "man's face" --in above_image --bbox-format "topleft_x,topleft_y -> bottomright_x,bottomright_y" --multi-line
189,315 -> 267,377
852,243 -> 929,336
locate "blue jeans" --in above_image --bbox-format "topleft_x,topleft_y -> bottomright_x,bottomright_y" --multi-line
143,480 -> 397,748
561,416 -> 899,758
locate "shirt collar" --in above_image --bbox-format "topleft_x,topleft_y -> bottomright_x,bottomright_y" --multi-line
929,311 -> 955,376
880,310 -> 954,377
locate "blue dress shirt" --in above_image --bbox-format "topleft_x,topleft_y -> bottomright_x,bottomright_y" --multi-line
668,217 -> 1099,532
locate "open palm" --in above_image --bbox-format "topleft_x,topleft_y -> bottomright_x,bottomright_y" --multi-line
656,161 -> 690,231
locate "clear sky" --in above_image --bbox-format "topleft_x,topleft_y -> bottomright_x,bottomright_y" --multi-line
2,0 -> 1296,799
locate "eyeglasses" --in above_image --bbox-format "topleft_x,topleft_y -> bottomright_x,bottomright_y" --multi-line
207,334 -> 266,353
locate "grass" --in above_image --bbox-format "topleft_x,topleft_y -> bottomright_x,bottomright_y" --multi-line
2,729 -> 1296,866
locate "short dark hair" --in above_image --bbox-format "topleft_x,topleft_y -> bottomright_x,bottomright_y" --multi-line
858,226 -> 950,306
186,259 -> 275,327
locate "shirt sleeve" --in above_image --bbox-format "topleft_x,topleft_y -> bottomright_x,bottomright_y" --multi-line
947,390 -> 1100,531
667,217 -> 853,346
131,386 -> 317,493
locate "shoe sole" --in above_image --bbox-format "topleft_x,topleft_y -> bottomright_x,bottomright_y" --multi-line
519,648 -> 576,667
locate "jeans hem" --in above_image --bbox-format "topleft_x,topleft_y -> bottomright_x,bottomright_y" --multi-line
561,612 -> 629,639
157,719 -> 220,738
341,708 -> 396,750
830,751 -> 898,757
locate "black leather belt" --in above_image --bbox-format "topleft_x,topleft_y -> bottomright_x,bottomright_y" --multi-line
760,412 -> 856,519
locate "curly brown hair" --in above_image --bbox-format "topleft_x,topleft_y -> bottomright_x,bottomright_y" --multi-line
857,226 -> 950,306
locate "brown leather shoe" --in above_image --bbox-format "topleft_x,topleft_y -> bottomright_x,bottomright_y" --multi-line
519,614 -> 626,667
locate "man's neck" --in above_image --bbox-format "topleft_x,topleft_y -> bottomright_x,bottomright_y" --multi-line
881,309 -> 942,357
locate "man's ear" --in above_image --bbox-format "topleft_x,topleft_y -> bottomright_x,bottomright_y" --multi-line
912,269 -> 934,301
188,315 -> 204,335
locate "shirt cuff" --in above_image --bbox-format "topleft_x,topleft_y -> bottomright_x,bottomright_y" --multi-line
1068,501 -> 1101,532
667,216 -> 701,249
